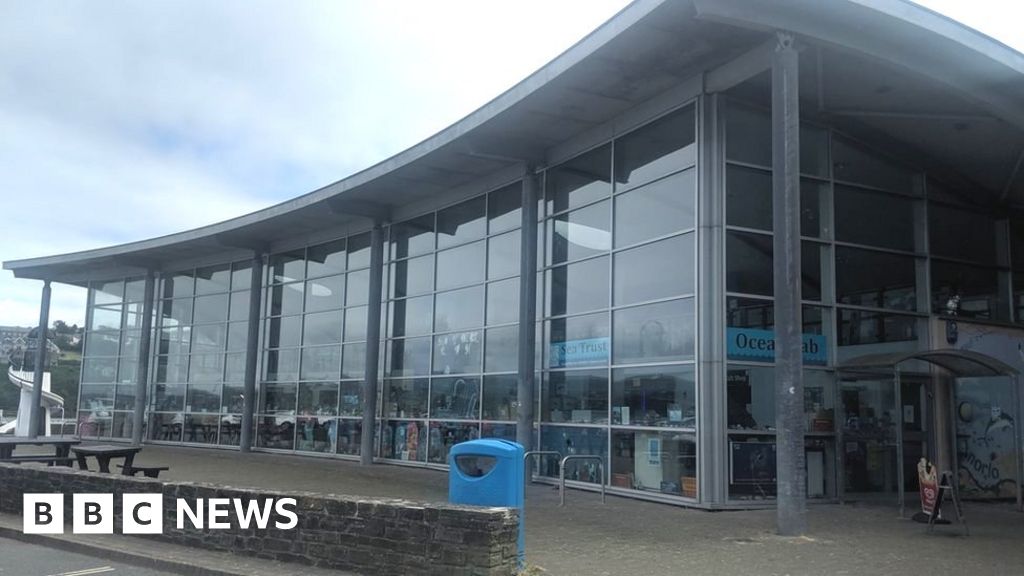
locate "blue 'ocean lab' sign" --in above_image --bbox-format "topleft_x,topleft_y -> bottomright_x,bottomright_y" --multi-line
727,328 -> 827,365
550,337 -> 610,368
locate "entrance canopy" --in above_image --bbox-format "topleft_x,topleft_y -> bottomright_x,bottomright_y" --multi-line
840,349 -> 1018,378
839,349 -> 1022,513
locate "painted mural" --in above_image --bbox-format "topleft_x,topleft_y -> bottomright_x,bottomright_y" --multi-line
949,322 -> 1022,499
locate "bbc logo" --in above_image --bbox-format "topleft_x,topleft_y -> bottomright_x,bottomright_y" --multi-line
24,493 -> 163,535
24,493 -> 298,534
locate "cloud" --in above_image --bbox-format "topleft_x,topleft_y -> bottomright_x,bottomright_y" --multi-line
0,0 -> 631,327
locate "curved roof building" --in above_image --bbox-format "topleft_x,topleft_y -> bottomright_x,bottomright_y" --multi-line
7,0 -> 1024,508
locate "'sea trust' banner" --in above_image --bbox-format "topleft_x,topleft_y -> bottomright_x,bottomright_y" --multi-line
23,493 -> 298,534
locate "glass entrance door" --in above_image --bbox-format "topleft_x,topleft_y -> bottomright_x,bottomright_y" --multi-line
842,378 -> 899,495
841,376 -> 928,497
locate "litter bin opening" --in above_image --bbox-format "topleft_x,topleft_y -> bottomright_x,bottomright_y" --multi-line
455,454 -> 497,478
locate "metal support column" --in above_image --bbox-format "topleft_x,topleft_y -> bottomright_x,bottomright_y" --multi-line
697,94 -> 728,506
239,252 -> 264,453
131,272 -> 155,445
771,32 -> 806,535
28,280 -> 52,438
517,168 -> 539,454
360,222 -> 385,465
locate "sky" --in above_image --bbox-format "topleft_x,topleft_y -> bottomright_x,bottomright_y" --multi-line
0,0 -> 1021,329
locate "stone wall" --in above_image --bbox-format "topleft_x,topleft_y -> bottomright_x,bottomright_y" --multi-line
0,463 -> 519,576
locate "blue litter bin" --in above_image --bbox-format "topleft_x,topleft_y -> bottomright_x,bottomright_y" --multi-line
449,439 -> 524,566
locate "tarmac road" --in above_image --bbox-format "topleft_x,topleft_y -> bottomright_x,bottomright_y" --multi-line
0,538 -> 176,576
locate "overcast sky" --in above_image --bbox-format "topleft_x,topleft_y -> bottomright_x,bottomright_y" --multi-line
0,0 -> 1021,328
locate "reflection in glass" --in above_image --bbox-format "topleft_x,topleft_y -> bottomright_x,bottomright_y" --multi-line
548,312 -> 609,369
437,196 -> 486,248
342,343 -> 366,379
428,421 -> 480,464
488,230 -> 521,280
389,337 -> 431,377
257,416 -> 296,449
483,375 -> 518,421
383,420 -> 427,461
931,261 -> 1005,321
435,286 -> 483,332
269,283 -> 303,317
832,137 -> 917,194
307,238 -> 347,277
614,105 -> 695,189
611,431 -> 696,496
229,291 -> 251,321
835,247 -> 917,311
267,316 -> 302,349
430,377 -> 480,420
346,269 -> 371,307
488,182 -> 522,233
303,310 -> 342,345
390,296 -> 432,337
542,370 -> 608,424
436,241 -> 486,291
305,274 -> 345,312
264,349 -> 300,382
155,355 -> 188,384
195,264 -> 231,295
837,309 -> 918,346
344,306 -> 368,342
612,366 -> 695,429
485,326 -> 518,373
270,251 -> 305,284
548,257 -> 608,317
614,235 -> 693,306
486,279 -> 520,326
347,232 -> 372,269
296,416 -> 337,453
390,255 -> 434,298
300,346 -> 341,380
339,381 -> 362,416
539,426 -> 607,483
188,354 -> 224,383
298,381 -> 339,415
615,169 -> 695,247
433,331 -> 482,375
390,214 -> 435,260
385,379 -> 428,418
546,144 -> 611,214
835,186 -> 917,251
260,382 -> 297,414
727,231 -> 773,296
548,201 -> 611,265
613,299 -> 695,365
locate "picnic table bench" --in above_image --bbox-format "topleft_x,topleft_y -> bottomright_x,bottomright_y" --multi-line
0,437 -> 80,466
71,444 -> 143,474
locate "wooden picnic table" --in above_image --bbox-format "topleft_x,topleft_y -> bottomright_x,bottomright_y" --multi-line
0,437 -> 81,461
71,444 -> 143,474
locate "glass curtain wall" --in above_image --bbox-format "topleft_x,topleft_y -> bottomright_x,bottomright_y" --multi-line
723,100 -> 843,501
258,234 -> 371,455
538,102 -> 699,500
149,262 -> 251,445
381,181 -> 524,464
80,278 -> 147,439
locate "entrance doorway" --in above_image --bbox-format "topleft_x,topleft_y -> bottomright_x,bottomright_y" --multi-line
840,376 -> 928,497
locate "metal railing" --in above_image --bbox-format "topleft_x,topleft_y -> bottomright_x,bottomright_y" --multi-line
523,450 -> 561,486
559,455 -> 606,507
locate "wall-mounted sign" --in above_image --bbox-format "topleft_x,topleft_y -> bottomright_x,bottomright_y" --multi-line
549,337 -> 609,368
726,328 -> 827,365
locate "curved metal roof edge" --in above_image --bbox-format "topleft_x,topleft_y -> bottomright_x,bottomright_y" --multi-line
6,0 -> 1024,276
840,349 -> 1019,377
